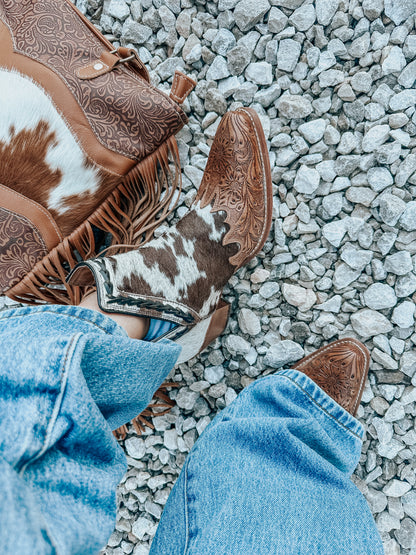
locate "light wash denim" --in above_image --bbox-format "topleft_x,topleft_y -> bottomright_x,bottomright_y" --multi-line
0,305 -> 383,554
151,369 -> 384,555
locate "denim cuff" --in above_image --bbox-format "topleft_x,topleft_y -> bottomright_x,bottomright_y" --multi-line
276,368 -> 364,440
0,304 -> 128,338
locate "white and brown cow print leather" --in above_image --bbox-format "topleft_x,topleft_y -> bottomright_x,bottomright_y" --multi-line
68,108 -> 273,359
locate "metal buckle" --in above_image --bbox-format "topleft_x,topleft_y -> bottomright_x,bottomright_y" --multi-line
110,49 -> 135,64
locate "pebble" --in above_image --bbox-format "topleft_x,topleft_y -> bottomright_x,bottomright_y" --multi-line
276,95 -> 313,119
282,283 -> 317,311
238,308 -> 261,336
350,309 -> 393,337
224,334 -> 251,356
298,119 -> 326,144
322,220 -> 347,248
363,283 -> 397,310
264,340 -> 304,368
293,165 -> 320,194
234,0 -> 270,32
378,194 -> 406,226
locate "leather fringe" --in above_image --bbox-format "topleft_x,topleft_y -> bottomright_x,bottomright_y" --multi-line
113,383 -> 178,440
6,136 -> 181,305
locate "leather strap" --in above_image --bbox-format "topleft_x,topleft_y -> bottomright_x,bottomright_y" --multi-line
170,71 -> 196,104
0,183 -> 62,251
76,51 -> 120,80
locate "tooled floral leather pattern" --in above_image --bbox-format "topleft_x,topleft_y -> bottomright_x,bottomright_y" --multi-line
0,0 -> 186,162
0,207 -> 48,293
292,339 -> 369,415
195,109 -> 270,269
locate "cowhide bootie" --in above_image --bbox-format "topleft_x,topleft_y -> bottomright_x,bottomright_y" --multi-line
68,107 -> 272,363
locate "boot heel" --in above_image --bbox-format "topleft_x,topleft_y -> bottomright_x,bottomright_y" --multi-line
174,299 -> 230,365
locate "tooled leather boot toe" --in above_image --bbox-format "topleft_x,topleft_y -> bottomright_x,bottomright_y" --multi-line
291,338 -> 370,416
68,108 -> 272,362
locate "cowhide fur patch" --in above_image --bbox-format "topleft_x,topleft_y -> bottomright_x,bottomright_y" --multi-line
0,69 -> 102,233
84,202 -> 239,321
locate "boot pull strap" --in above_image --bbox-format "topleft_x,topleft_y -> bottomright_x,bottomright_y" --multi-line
170,71 -> 196,105
76,48 -> 150,82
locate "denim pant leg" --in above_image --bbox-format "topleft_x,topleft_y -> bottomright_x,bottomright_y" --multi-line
0,305 -> 180,554
150,368 -> 384,555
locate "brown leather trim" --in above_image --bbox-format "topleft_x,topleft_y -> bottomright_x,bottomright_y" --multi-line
200,299 -> 230,352
76,51 -> 119,80
0,183 -> 62,251
170,71 -> 196,105
0,20 -> 134,176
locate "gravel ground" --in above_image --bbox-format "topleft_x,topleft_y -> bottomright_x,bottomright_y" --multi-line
3,0 -> 416,552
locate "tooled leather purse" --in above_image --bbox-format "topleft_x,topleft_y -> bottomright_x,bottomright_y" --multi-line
0,0 -> 196,305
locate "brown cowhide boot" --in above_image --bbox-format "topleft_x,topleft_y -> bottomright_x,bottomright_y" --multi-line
68,107 -> 273,363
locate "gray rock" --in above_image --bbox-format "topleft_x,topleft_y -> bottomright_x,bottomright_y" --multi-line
212,29 -> 236,56
389,89 -> 416,111
315,295 -> 342,313
175,388 -> 199,410
156,56 -> 185,80
382,46 -> 407,75
125,437 -> 146,459
322,193 -> 343,217
234,0 -> 270,32
395,153 -> 416,187
398,59 -> 416,88
224,334 -> 251,356
322,220 -> 347,248
254,84 -> 281,107
277,39 -> 301,72
293,165 -> 320,194
132,517 -> 153,541
367,167 -> 393,193
245,62 -> 273,85
395,273 -> 416,298
268,7 -> 288,33
384,0 -> 416,25
350,71 -> 372,93
379,194 -> 406,226
400,201 -> 416,231
107,0 -> 130,20
282,283 -> 316,311
315,0 -> 339,26
341,247 -> 373,270
384,251 -> 413,275
288,4 -> 316,31
264,340 -> 305,368
362,0 -> 383,19
345,187 -> 376,207
298,119 -> 326,144
383,480 -> 412,497
395,518 -> 416,550
318,69 -> 345,88
400,351 -> 416,377
333,263 -> 361,288
350,309 -> 393,337
204,365 -> 225,384
227,45 -> 250,75
362,125 -> 390,153
363,283 -> 397,310
238,308 -> 261,336
372,347 -> 398,369
206,55 -> 230,81
276,95 -> 313,119
122,20 -> 152,44
163,428 -> 178,450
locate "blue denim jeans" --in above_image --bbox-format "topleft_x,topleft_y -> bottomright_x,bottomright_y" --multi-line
0,305 -> 383,554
